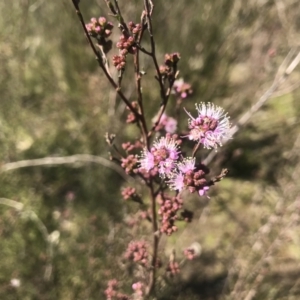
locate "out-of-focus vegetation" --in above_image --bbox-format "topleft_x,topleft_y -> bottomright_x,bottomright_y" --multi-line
1,0 -> 300,299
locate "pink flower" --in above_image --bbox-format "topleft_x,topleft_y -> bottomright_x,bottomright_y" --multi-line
198,186 -> 210,197
132,282 -> 144,296
165,117 -> 177,133
168,172 -> 185,192
139,137 -> 180,177
173,78 -> 193,99
177,157 -> 196,173
168,158 -> 195,192
166,157 -> 210,197
184,102 -> 231,149
139,151 -> 155,172
153,113 -> 177,133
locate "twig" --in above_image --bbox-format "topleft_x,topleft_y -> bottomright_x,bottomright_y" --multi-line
0,154 -> 132,182
146,181 -> 159,296
134,12 -> 149,146
143,0 -> 165,102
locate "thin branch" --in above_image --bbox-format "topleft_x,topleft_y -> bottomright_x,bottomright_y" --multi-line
134,14 -> 149,146
143,0 -> 165,101
203,48 -> 300,165
135,43 -> 152,56
147,69 -> 179,139
146,181 -> 159,296
0,154 -> 132,182
112,0 -> 129,33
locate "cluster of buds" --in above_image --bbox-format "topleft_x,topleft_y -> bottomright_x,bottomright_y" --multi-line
166,261 -> 180,276
112,54 -> 126,71
117,35 -> 136,55
113,21 -> 142,71
122,140 -> 143,153
121,154 -> 138,174
121,187 -> 136,200
157,194 -> 183,235
153,113 -> 177,134
124,240 -> 149,267
121,187 -> 142,203
128,21 -> 142,36
126,101 -> 139,124
165,52 -> 181,67
86,17 -> 113,42
159,52 -> 181,80
116,22 -> 142,55
104,279 -> 129,300
173,78 -> 193,100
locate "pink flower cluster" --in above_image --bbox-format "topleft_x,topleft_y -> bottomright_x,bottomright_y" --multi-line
138,102 -> 231,197
124,240 -> 149,267
168,157 -> 210,197
85,17 -> 113,40
157,194 -> 183,235
140,142 -> 210,197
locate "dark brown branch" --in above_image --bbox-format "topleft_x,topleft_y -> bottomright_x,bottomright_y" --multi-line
144,0 -> 165,99
133,15 -> 149,147
146,181 -> 159,296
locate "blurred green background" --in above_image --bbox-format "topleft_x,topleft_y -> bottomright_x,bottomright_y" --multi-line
1,0 -> 300,299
